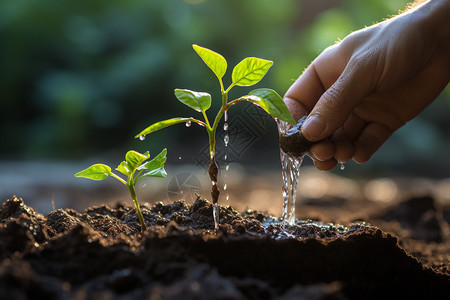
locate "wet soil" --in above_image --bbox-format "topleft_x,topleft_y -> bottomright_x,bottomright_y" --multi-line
0,194 -> 449,299
279,116 -> 317,157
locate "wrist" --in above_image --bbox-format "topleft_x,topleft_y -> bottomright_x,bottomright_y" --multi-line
412,0 -> 450,51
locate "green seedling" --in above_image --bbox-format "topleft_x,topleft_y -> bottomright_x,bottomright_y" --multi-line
136,44 -> 295,207
75,149 -> 167,233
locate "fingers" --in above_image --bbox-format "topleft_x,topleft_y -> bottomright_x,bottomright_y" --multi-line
284,97 -> 308,121
314,158 -> 338,171
353,123 -> 393,163
309,140 -> 334,161
283,62 -> 328,121
301,57 -> 374,142
308,132 -> 354,170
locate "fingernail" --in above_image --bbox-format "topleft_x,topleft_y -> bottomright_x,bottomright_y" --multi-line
302,115 -> 325,141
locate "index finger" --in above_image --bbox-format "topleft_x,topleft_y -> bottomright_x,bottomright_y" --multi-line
284,63 -> 326,121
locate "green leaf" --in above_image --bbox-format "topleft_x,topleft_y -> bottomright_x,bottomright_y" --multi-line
136,149 -> 168,181
138,148 -> 167,172
135,117 -> 196,138
248,89 -> 296,124
115,161 -> 130,176
174,89 -> 211,112
231,57 -> 273,87
192,44 -> 227,80
140,167 -> 167,179
75,164 -> 111,181
125,150 -> 150,172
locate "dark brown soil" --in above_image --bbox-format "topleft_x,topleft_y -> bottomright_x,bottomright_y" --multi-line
0,195 -> 449,299
279,116 -> 316,157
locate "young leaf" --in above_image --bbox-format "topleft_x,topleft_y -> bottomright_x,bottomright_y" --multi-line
125,150 -> 150,172
139,167 -> 167,179
135,117 -> 197,138
248,89 -> 296,124
136,148 -> 167,180
174,89 -> 211,112
116,161 -> 130,176
193,44 -> 227,81
138,148 -> 167,172
231,57 -> 273,87
75,164 -> 111,181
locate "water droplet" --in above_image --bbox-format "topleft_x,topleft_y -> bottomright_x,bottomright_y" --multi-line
224,154 -> 228,160
223,123 -> 228,131
185,121 -> 192,127
139,135 -> 145,141
178,156 -> 182,160
210,151 -> 214,159
223,183 -> 227,190
224,134 -> 229,146
224,111 -> 228,122
340,163 -> 345,170
226,194 -> 230,201
212,181 -> 216,186
225,164 -> 229,171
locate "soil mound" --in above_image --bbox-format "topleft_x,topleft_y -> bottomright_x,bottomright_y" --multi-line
0,195 -> 448,299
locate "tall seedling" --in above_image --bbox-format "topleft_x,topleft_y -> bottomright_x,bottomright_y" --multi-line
136,45 -> 295,211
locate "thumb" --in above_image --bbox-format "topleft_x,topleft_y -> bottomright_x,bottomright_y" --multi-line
301,62 -> 372,141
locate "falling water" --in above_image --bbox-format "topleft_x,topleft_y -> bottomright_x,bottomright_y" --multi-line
213,203 -> 219,229
278,120 -> 304,226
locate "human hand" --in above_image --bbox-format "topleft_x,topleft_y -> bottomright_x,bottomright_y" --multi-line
284,0 -> 450,170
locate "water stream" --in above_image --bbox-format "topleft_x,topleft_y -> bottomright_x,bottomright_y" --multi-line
278,120 -> 304,226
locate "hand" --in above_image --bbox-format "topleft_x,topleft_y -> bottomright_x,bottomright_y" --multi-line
284,0 -> 450,170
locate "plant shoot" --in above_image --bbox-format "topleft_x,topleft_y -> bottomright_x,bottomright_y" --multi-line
75,149 -> 168,233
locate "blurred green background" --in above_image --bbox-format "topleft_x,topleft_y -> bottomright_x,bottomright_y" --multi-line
1,0 -> 449,178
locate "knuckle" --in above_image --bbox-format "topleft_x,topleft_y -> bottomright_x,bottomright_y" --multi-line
322,85 -> 348,112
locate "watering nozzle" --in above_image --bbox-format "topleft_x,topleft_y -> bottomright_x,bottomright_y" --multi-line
279,116 -> 322,158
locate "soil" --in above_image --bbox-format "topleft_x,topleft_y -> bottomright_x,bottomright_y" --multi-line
0,194 -> 449,299
279,116 -> 317,157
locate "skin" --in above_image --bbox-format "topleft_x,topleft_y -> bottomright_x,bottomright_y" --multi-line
284,0 -> 450,171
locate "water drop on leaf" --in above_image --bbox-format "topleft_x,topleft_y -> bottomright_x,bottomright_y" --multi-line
185,121 -> 192,127
139,135 -> 145,141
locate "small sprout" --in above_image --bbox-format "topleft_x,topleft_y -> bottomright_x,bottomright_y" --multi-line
136,44 -> 295,211
75,149 -> 167,233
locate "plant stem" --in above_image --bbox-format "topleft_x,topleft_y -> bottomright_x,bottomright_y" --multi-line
208,130 -> 220,204
127,180 -> 147,233
206,90 -> 229,205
